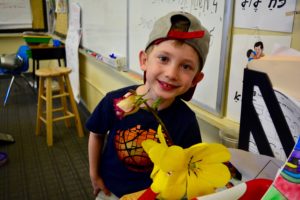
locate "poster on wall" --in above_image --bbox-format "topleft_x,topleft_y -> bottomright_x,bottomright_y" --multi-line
226,34 -> 291,123
249,87 -> 300,161
234,0 -> 296,32
66,3 -> 81,103
55,0 -> 68,13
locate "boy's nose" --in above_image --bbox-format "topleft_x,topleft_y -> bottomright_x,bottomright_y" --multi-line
164,65 -> 179,80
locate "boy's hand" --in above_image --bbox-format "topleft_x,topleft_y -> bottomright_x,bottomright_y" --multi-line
91,176 -> 111,196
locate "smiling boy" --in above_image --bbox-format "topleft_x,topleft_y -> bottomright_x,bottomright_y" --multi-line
86,11 -> 210,199
137,39 -> 204,109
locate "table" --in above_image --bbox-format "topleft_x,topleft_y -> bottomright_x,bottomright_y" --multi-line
29,44 -> 66,85
195,149 -> 285,200
228,148 -> 284,181
121,148 -> 285,200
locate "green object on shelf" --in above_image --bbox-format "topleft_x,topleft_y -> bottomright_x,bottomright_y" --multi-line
23,35 -> 52,45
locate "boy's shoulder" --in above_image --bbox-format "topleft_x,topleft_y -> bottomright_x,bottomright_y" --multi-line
167,98 -> 195,115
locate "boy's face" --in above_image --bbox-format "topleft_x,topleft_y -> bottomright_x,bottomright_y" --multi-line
254,45 -> 263,58
139,40 -> 204,101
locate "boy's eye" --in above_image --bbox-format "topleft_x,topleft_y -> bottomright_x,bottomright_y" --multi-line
182,64 -> 193,71
158,55 -> 169,63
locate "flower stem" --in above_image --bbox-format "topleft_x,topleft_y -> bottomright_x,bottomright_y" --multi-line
143,101 -> 174,145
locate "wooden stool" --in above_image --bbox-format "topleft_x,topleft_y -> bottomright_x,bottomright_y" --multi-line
35,67 -> 84,146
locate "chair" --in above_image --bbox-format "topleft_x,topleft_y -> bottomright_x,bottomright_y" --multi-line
35,67 -> 84,146
238,68 -> 295,160
0,45 -> 31,106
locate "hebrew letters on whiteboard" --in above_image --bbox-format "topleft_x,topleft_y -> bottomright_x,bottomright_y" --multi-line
234,0 -> 296,32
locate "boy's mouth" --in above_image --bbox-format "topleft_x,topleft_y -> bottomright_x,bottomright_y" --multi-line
158,80 -> 178,91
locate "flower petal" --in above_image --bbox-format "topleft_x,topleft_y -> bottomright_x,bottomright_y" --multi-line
150,165 -> 160,179
116,95 -> 136,112
187,172 -> 215,199
160,145 -> 185,172
187,143 -> 231,164
153,170 -> 187,199
141,139 -> 158,154
145,143 -> 185,172
156,125 -> 167,146
147,144 -> 168,166
150,170 -> 169,194
159,182 -> 186,199
195,163 -> 231,187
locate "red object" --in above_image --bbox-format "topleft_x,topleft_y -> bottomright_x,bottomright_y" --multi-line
239,179 -> 273,200
167,30 -> 205,39
274,175 -> 300,200
140,179 -> 272,200
138,188 -> 158,200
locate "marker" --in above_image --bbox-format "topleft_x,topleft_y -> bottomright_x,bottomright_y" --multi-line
109,53 -> 117,59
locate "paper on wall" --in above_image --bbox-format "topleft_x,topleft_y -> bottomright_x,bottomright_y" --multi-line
249,87 -> 300,161
234,0 -> 296,32
226,34 -> 291,123
66,3 -> 81,103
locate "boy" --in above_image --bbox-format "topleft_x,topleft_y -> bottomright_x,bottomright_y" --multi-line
254,41 -> 264,59
86,11 -> 210,199
246,49 -> 256,62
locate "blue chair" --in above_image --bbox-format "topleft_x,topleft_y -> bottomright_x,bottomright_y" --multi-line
0,45 -> 30,106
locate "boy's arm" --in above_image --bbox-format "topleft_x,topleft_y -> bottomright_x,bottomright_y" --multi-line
88,132 -> 111,196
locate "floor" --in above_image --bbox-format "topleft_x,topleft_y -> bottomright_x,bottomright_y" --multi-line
0,75 -> 94,200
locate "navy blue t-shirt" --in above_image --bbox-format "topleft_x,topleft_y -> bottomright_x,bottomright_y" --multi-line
86,85 -> 202,197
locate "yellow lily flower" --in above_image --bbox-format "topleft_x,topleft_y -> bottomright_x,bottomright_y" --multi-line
142,125 -> 231,200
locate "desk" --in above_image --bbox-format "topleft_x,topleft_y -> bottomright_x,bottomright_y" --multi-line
228,148 -> 284,181
29,44 -> 66,84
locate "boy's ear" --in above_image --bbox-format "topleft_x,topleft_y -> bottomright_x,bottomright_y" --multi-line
192,72 -> 204,86
139,50 -> 147,71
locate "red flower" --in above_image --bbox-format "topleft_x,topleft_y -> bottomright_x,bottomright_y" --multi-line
114,92 -> 145,119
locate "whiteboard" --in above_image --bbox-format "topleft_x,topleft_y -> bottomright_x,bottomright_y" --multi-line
69,0 -> 127,58
128,0 -> 233,115
0,0 -> 32,29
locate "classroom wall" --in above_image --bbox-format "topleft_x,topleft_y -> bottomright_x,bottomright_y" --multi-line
1,1 -> 299,144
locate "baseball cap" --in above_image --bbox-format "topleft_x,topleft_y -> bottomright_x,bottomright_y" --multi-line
144,11 -> 210,101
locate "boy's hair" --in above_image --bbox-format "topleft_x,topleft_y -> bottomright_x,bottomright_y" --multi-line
254,41 -> 264,50
144,11 -> 210,101
246,49 -> 253,58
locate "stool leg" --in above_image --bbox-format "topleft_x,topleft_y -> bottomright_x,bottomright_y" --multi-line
64,75 -> 84,137
3,76 -> 15,106
57,77 -> 71,128
46,77 -> 53,146
36,77 -> 44,136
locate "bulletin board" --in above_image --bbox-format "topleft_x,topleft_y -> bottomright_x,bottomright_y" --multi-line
54,13 -> 68,37
0,0 -> 47,32
129,0 -> 233,115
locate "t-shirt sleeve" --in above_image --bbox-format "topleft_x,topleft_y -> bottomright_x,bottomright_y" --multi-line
85,93 -> 115,135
